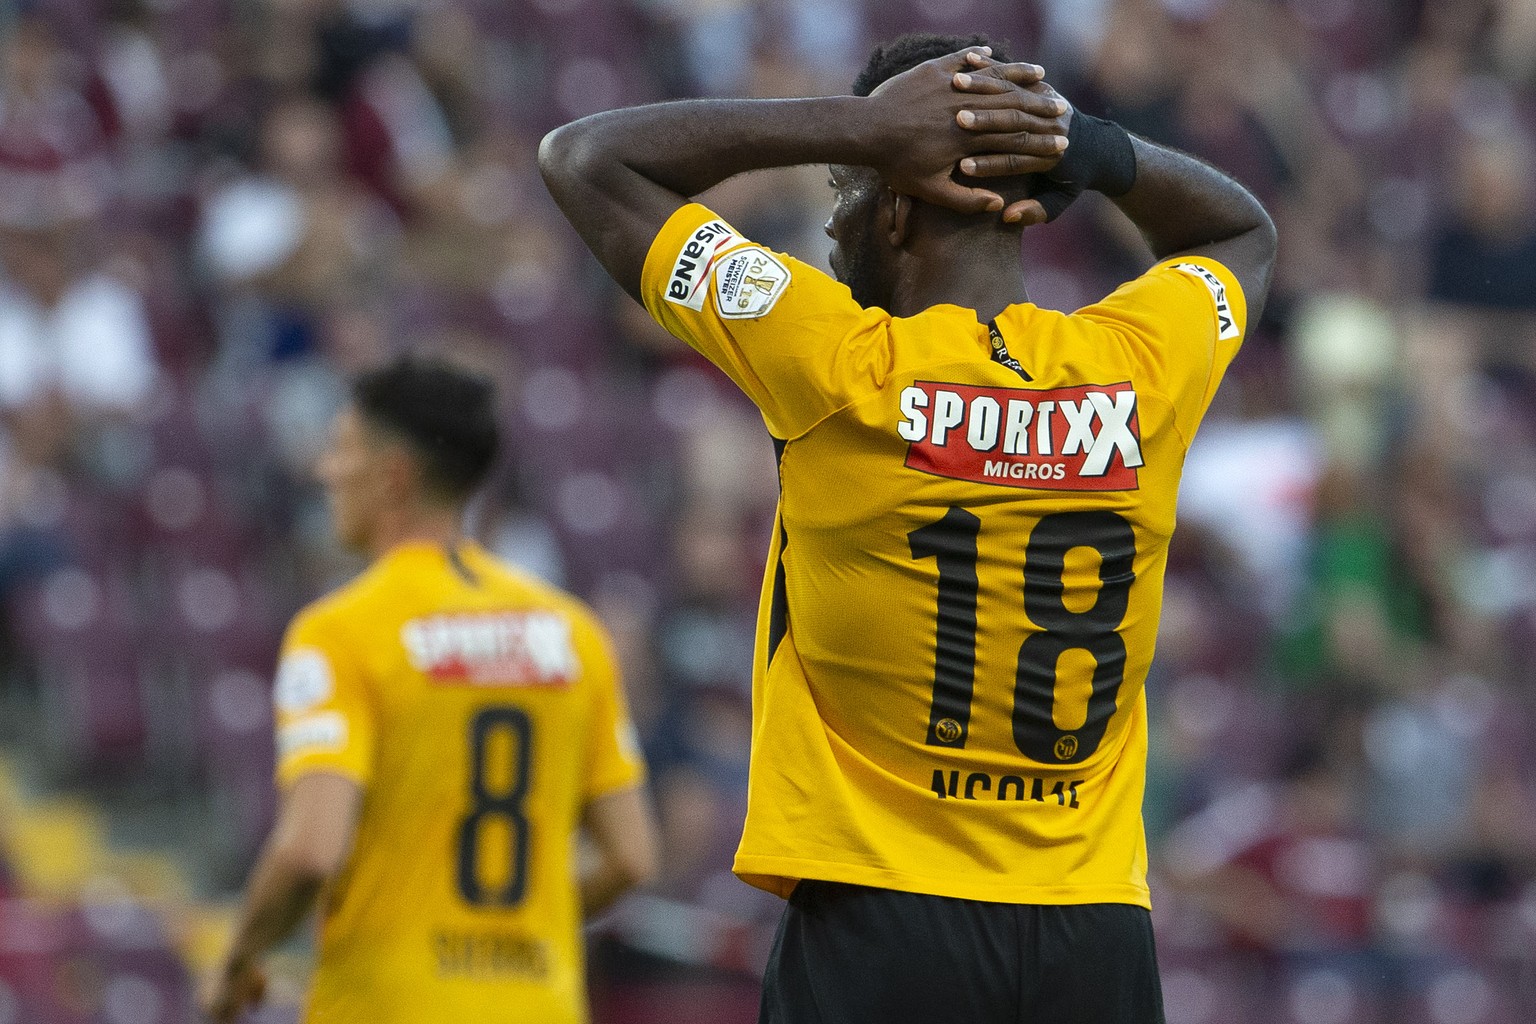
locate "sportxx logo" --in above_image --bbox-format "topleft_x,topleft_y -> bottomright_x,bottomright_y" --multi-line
665,219 -> 740,312
899,380 -> 1143,491
402,611 -> 578,687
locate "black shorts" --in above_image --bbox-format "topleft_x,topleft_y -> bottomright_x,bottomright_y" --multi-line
759,880 -> 1166,1024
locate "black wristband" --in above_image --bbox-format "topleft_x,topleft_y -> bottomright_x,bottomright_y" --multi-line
1025,176 -> 1084,222
1051,112 -> 1136,196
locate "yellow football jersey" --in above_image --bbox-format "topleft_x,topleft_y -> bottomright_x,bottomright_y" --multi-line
642,203 -> 1246,909
272,541 -> 645,1024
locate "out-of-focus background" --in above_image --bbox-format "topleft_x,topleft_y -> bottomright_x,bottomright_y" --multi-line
0,0 -> 1533,1021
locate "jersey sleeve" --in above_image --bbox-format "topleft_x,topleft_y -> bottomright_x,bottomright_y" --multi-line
272,606 -> 375,790
574,615 -> 646,802
1072,255 -> 1248,442
640,203 -> 893,440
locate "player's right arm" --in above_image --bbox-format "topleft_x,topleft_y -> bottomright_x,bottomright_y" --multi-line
538,47 -> 1069,303
204,775 -> 362,1023
205,606 -> 373,1023
580,786 -> 658,916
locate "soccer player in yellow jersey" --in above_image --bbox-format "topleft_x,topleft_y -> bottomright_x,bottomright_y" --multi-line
203,357 -> 657,1024
543,30 -> 1277,1024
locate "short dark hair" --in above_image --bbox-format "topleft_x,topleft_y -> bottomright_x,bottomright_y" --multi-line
852,33 -> 1012,97
352,355 -> 499,503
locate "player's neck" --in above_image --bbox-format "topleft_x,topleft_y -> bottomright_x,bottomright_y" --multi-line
364,506 -> 465,560
888,245 -> 1029,322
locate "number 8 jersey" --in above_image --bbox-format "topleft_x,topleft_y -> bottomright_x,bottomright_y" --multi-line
642,203 -> 1247,909
271,541 -> 645,1024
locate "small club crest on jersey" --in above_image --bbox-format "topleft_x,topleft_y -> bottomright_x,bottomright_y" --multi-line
402,611 -> 578,687
898,380 -> 1143,491
714,247 -> 790,319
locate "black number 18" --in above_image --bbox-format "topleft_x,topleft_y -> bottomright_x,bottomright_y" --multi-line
908,508 -> 1136,764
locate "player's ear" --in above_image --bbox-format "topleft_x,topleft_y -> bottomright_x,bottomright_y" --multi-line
888,190 -> 912,248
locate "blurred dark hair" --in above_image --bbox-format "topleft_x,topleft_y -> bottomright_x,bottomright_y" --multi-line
352,356 -> 498,503
852,33 -> 1013,97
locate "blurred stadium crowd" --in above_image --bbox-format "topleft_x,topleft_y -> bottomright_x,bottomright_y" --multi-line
0,0 -> 1534,1021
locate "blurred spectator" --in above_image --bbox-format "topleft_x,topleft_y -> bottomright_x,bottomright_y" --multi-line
0,18 -> 111,230
0,16 -> 155,471
198,93 -> 397,363
1164,740 -> 1378,954
0,431 -> 68,602
0,224 -> 157,467
1427,120 -> 1536,312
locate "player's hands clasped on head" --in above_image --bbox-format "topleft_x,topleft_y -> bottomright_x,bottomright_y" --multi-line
951,51 -> 1079,226
864,47 -> 1070,216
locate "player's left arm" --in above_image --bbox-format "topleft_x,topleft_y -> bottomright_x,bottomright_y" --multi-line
538,47 -> 1068,302
573,612 -> 656,916
203,773 -> 363,1024
580,784 -> 659,916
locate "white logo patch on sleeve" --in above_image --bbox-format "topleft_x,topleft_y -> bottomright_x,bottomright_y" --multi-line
665,219 -> 741,311
278,711 -> 348,757
713,247 -> 790,319
1170,262 -> 1241,341
273,648 -> 334,714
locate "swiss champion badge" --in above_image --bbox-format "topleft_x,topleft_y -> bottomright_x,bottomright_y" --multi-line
713,247 -> 789,319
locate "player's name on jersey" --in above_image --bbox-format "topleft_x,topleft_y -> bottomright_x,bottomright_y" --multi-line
433,929 -> 550,980
402,610 -> 578,687
930,768 -> 1083,807
899,381 -> 1144,491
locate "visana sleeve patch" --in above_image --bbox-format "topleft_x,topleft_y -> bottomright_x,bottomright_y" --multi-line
714,247 -> 790,319
1169,262 -> 1241,341
665,218 -> 742,311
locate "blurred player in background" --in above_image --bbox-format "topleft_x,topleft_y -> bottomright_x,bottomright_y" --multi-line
203,356 -> 657,1024
542,32 -> 1274,1024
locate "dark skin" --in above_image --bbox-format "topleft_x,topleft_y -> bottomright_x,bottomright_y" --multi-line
540,48 -> 1276,326
539,48 -> 1070,310
955,54 -> 1276,318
